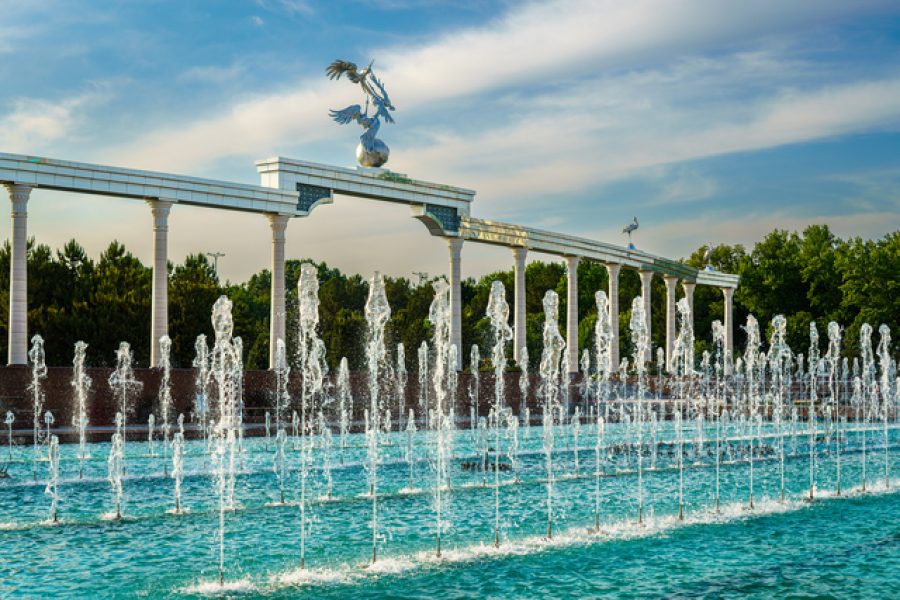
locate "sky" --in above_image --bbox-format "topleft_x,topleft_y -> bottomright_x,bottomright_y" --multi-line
1,0 -> 900,283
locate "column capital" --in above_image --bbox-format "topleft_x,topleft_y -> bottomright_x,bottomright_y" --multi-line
5,183 -> 32,215
564,255 -> 580,270
681,281 -> 696,294
267,213 -> 291,239
447,236 -> 463,256
511,246 -> 527,263
147,199 -> 174,231
663,274 -> 678,289
605,262 -> 622,277
722,286 -> 735,300
638,269 -> 654,285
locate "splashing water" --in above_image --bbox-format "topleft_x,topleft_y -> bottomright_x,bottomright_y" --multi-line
337,357 -> 352,462
45,435 -> 60,523
364,271 -> 391,563
158,336 -> 173,476
108,416 -> 125,520
298,263 -> 328,569
28,335 -> 47,481
71,341 -> 91,479
109,342 -> 142,447
487,280 -> 512,546
172,430 -> 184,514
539,290 -> 566,539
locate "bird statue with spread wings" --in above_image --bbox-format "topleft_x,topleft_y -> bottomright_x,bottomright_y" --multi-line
327,59 -> 395,168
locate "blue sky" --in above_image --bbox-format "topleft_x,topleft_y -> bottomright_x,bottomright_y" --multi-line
1,0 -> 900,282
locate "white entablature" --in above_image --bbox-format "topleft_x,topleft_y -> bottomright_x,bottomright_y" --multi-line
0,152 -> 301,216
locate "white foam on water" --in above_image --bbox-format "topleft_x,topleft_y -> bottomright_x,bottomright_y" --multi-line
180,577 -> 255,595
272,566 -> 352,586
362,556 -> 416,574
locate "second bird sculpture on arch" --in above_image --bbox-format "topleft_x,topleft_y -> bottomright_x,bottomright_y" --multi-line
327,59 -> 396,168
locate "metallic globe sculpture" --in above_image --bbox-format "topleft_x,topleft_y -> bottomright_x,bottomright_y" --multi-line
327,59 -> 395,168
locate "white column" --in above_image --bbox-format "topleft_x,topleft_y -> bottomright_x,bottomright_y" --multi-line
606,263 -> 621,372
5,184 -> 31,365
663,275 -> 678,372
512,246 -> 527,365
148,200 -> 173,367
565,255 -> 580,372
448,238 -> 463,364
681,281 -> 695,321
722,286 -> 734,362
639,270 -> 653,363
267,214 -> 290,369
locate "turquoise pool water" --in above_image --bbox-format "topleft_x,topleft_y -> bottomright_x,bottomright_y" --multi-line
1,424 -> 897,598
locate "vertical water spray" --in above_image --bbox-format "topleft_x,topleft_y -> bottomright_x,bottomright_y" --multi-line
298,263 -> 328,569
539,290 -> 566,539
427,279 -> 453,558
45,435 -> 60,523
273,428 -> 288,504
673,298 -> 694,519
808,322 -> 821,500
28,335 -> 47,481
743,316 -> 761,509
273,339 -> 290,437
405,409 -> 417,491
768,315 -> 791,502
337,357 -> 352,463
207,295 -> 241,585
593,291 -> 613,530
158,336 -> 173,476
826,322 -> 842,495
397,343 -> 407,438
418,341 -> 429,416
318,411 -> 333,499
876,324 -> 891,489
364,271 -> 391,563
172,429 -> 184,514
145,414 -> 155,458
72,341 -> 91,479
712,320 -> 725,512
109,342 -> 142,446
469,345 -> 481,455
629,296 -> 649,524
487,280 -> 512,547
519,346 -> 530,424
5,412 -> 13,461
108,413 -> 125,519
193,335 -> 210,445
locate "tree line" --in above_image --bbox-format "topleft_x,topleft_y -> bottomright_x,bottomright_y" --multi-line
0,223 -> 897,370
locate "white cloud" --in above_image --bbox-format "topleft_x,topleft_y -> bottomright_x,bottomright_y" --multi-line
0,87 -> 110,153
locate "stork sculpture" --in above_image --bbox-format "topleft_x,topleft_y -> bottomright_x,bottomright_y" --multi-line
622,217 -> 639,248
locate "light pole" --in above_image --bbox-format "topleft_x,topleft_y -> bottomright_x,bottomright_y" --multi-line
206,252 -> 225,277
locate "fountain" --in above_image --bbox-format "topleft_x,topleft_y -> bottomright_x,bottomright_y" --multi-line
28,335 -> 47,481
629,296 -> 648,523
4,272 -> 900,598
45,435 -> 60,523
107,413 -> 125,519
72,341 -> 91,479
108,342 -> 142,445
427,279 -> 454,558
207,295 -> 242,585
487,280 -> 512,546
297,263 -> 328,569
158,336 -> 173,476
364,271 -> 391,563
4,411 -> 13,460
539,290 -> 566,539
337,357 -> 352,463
172,429 -> 184,514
